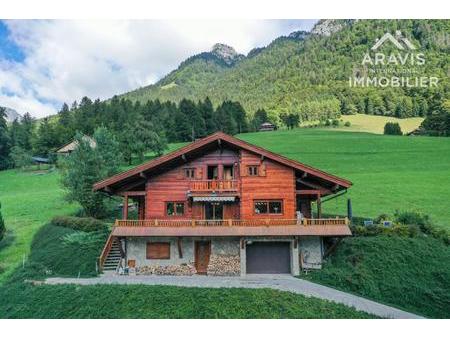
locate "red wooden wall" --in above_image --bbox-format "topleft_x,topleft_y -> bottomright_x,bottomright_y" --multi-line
239,150 -> 296,219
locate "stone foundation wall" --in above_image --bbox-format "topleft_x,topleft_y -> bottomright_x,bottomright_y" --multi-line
207,254 -> 240,276
137,264 -> 196,276
299,236 -> 323,269
207,238 -> 241,276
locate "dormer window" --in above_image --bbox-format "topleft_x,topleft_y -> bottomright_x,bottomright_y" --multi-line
184,168 -> 196,179
248,165 -> 259,176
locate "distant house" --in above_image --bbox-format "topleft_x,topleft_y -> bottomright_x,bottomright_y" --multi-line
31,156 -> 50,170
56,135 -> 96,155
259,122 -> 276,132
94,132 -> 352,276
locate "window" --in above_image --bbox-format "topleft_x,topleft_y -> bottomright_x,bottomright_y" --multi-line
184,168 -> 195,179
248,165 -> 259,176
207,165 -> 219,179
166,202 -> 185,216
223,165 -> 234,180
147,242 -> 170,259
254,200 -> 283,214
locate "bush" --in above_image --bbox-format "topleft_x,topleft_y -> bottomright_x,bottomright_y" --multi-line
332,119 -> 340,127
374,213 -> 391,224
51,216 -> 108,233
384,122 -> 402,135
344,121 -> 351,127
394,210 -> 430,226
0,202 -> 5,242
352,210 -> 449,245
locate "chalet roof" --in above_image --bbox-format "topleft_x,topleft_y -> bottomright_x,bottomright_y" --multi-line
56,135 -> 96,154
93,131 -> 352,193
112,225 -> 352,237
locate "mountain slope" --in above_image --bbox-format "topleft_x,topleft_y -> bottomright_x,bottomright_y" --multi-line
1,106 -> 21,123
120,20 -> 449,121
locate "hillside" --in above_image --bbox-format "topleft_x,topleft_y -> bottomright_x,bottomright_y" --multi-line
1,106 -> 21,123
120,19 -> 450,121
302,235 -> 450,318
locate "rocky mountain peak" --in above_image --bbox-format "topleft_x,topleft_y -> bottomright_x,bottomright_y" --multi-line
311,19 -> 353,37
211,43 -> 244,65
288,30 -> 310,40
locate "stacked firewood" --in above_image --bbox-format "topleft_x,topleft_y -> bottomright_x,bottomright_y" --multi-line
207,255 -> 240,276
137,264 -> 196,276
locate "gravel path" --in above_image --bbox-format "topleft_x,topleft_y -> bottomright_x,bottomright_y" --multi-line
45,274 -> 424,319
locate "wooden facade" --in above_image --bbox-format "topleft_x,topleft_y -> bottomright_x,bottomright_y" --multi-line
93,132 -> 352,229
94,132 -> 353,273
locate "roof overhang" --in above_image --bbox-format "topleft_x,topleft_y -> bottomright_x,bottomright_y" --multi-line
93,132 -> 352,194
112,225 -> 352,237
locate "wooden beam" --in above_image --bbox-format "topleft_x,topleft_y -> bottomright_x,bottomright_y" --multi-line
317,196 -> 322,218
297,178 -> 332,194
120,191 -> 146,196
117,179 -> 146,192
296,189 -> 322,195
177,238 -> 183,258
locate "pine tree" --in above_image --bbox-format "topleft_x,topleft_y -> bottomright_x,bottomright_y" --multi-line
0,107 -> 11,169
200,97 -> 216,134
33,117 -> 59,157
17,112 -> 34,151
60,128 -> 122,218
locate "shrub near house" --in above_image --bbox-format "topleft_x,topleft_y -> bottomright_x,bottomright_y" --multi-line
0,202 -> 5,242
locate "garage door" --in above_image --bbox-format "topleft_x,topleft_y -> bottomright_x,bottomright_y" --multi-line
246,242 -> 291,274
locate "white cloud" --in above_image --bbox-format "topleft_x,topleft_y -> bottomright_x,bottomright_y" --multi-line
0,19 -> 317,118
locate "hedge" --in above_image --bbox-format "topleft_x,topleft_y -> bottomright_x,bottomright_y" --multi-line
51,216 -> 108,233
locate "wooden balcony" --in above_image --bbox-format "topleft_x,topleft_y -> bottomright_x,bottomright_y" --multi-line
189,179 -> 238,192
115,218 -> 349,227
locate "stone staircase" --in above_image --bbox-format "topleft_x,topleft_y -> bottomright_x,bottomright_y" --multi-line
103,239 -> 122,272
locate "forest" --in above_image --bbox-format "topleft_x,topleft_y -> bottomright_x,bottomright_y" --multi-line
0,97 -> 283,170
123,20 -> 449,123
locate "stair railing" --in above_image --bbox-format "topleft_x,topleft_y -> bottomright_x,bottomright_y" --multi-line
98,233 -> 114,273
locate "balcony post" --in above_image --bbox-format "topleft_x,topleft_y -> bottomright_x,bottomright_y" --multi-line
123,195 -> 128,220
317,194 -> 322,218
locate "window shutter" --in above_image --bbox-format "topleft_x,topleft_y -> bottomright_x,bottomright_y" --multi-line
260,163 -> 266,176
147,242 -> 170,259
197,167 -> 203,179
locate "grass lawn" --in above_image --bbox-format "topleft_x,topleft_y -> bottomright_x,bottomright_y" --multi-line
238,129 -> 450,229
0,223 -> 375,319
0,169 -> 77,283
0,128 -> 449,318
300,234 -> 450,318
328,114 -> 424,134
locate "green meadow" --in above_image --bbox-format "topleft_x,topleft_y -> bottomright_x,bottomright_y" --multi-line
238,129 -> 450,229
0,128 -> 449,318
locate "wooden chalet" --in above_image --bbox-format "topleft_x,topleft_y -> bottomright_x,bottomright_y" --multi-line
94,132 -> 352,275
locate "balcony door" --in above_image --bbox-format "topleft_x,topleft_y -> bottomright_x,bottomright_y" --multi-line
207,165 -> 219,180
223,165 -> 234,180
205,202 -> 223,220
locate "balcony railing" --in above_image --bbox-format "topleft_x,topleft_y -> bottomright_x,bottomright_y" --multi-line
189,179 -> 238,192
115,218 -> 349,227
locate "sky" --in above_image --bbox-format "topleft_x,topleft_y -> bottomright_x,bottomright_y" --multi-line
0,19 -> 317,118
